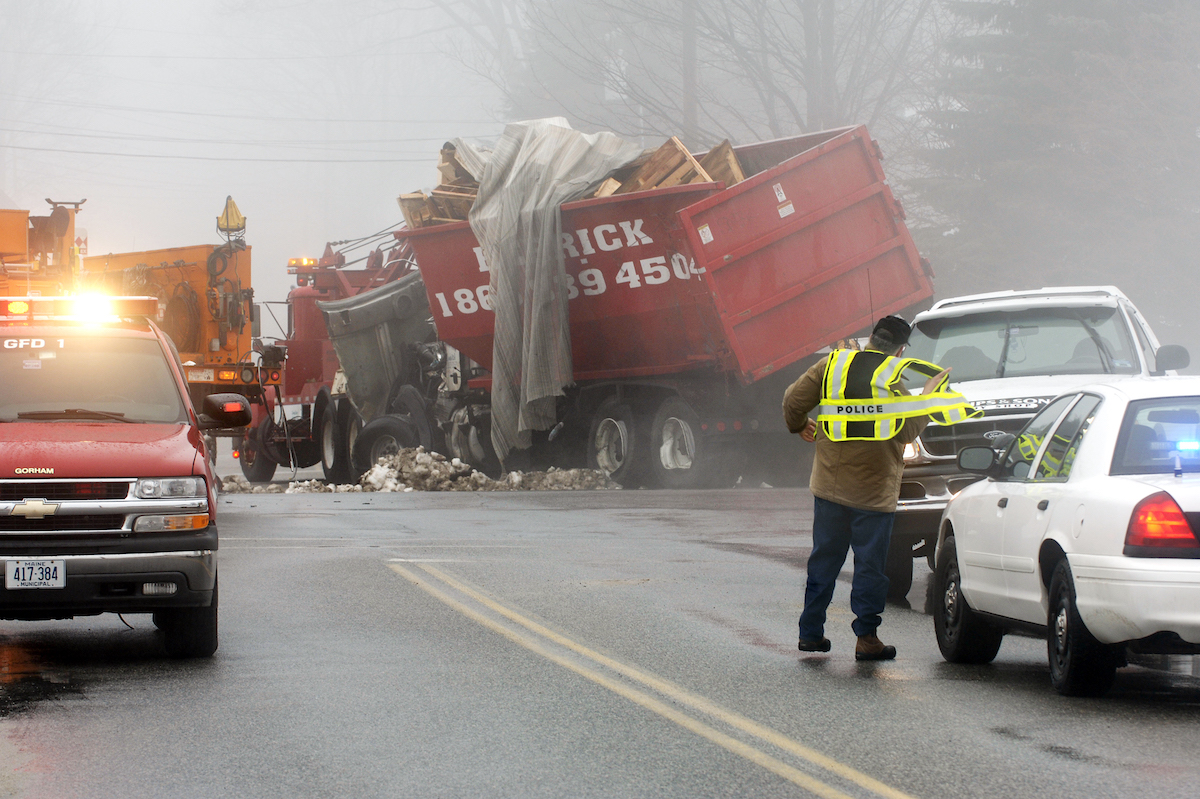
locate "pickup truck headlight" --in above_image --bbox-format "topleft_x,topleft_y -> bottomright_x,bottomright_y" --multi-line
135,477 -> 206,498
903,441 -> 921,462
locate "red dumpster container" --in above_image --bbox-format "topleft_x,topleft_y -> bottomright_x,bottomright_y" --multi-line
395,125 -> 932,385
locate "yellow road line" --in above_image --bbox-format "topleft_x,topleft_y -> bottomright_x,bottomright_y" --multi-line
390,563 -> 918,799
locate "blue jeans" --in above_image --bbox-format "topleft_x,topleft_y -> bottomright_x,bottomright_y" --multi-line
798,496 -> 894,640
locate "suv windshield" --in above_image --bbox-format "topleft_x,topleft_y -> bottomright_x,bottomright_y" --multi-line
0,334 -> 187,423
905,306 -> 1139,382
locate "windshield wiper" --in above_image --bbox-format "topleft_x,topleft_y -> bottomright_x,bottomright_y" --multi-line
1075,315 -> 1115,373
17,409 -> 141,423
995,323 -> 1012,379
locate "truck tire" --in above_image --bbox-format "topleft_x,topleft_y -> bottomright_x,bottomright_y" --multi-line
648,396 -> 737,489
588,398 -> 650,488
161,579 -> 219,658
319,391 -> 354,484
388,384 -> 434,450
238,421 -> 278,483
340,400 -> 364,482
353,416 -> 421,472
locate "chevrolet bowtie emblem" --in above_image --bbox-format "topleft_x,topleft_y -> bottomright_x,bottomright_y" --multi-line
11,499 -> 60,520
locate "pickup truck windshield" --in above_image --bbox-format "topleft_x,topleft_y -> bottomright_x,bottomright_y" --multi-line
904,307 -> 1139,382
0,335 -> 187,423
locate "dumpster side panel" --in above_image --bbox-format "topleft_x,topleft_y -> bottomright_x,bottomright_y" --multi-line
398,184 -> 727,381
677,126 -> 933,383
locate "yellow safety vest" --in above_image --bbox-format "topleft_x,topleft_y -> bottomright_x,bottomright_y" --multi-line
816,349 -> 980,442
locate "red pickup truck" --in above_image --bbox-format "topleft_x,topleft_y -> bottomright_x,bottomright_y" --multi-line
0,295 -> 250,657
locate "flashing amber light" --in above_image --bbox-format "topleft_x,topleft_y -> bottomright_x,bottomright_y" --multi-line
1126,492 -> 1199,548
217,369 -> 238,382
286,257 -> 317,275
1,295 -> 158,321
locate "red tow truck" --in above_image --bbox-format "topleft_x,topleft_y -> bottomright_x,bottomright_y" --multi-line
234,238 -> 418,483
0,295 -> 250,657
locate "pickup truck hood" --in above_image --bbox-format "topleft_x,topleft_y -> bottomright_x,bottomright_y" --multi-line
947,374 -> 1135,409
0,423 -> 200,478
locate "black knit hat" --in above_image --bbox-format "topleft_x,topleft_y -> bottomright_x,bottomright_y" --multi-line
872,315 -> 912,347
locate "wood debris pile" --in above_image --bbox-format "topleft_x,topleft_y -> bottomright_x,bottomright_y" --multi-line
396,137 -> 746,230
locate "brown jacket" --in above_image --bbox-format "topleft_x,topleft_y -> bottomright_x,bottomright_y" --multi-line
782,354 -> 928,513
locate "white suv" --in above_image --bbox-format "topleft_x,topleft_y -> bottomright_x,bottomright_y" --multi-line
885,286 -> 1189,597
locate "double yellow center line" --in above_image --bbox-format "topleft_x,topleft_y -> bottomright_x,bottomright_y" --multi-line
389,562 -> 917,799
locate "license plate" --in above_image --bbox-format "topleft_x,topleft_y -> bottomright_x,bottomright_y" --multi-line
5,559 -> 66,589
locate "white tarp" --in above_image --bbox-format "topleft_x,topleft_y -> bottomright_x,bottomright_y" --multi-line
454,118 -> 642,463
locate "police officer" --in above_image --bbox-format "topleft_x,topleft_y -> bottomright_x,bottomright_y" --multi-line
783,315 -> 959,660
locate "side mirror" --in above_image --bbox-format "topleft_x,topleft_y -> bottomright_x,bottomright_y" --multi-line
1155,344 -> 1190,374
199,393 -> 252,431
958,446 -> 998,474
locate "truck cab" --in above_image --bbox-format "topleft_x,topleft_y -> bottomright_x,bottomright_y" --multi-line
0,296 -> 250,657
887,286 -> 1189,596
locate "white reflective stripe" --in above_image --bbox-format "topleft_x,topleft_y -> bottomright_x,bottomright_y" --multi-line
878,417 -> 896,439
873,356 -> 906,392
817,395 -> 979,421
827,350 -> 852,398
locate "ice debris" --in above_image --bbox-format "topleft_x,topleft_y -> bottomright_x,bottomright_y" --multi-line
218,447 -> 618,494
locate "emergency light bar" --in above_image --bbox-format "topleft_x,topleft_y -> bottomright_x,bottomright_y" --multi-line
0,296 -> 160,322
287,257 -> 317,274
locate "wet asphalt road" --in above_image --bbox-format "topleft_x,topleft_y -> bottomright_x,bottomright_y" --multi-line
3,488 -> 1200,799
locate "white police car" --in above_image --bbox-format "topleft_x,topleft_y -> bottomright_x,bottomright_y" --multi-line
933,377 -> 1200,696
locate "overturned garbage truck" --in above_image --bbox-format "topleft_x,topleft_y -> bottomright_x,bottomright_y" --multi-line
318,120 -> 936,489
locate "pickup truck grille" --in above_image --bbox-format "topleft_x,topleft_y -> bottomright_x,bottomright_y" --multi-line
0,482 -> 131,501
0,514 -> 126,532
921,410 -> 1036,457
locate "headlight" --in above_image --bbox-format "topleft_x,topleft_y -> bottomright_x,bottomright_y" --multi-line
903,442 -> 920,461
135,477 -> 206,498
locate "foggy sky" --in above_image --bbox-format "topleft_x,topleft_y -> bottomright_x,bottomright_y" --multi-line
0,0 -> 501,338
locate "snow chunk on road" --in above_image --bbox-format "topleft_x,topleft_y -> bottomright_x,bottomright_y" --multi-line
218,447 -> 618,493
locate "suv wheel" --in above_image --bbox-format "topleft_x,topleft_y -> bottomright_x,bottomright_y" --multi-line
160,579 -> 219,658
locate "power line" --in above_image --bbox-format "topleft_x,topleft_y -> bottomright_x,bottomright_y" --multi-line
1,144 -> 434,163
0,92 -> 500,126
0,125 -> 446,153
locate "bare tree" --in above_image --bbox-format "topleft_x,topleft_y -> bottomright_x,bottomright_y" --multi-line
437,0 -> 952,152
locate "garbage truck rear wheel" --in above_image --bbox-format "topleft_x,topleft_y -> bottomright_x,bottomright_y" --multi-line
587,398 -> 650,488
649,397 -> 739,489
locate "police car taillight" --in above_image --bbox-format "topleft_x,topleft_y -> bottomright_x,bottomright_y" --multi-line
1125,492 -> 1199,550
0,296 -> 159,321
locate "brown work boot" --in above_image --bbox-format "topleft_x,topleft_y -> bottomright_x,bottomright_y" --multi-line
855,633 -> 897,661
